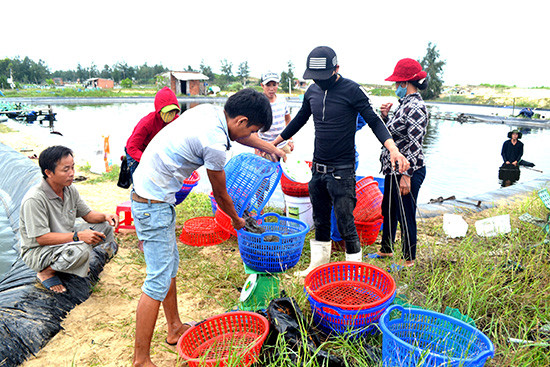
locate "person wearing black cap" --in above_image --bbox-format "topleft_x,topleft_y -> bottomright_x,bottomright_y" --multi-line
271,46 -> 409,276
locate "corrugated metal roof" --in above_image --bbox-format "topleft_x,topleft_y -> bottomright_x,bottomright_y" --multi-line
166,71 -> 209,81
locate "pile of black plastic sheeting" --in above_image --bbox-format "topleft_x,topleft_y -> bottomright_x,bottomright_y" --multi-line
0,248 -> 111,367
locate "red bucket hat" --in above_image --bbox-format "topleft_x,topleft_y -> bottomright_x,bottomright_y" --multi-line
385,58 -> 427,82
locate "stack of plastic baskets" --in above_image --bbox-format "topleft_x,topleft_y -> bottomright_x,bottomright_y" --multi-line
355,219 -> 384,245
354,177 -> 383,245
175,171 -> 200,205
177,311 -> 270,367
238,213 -> 309,273
379,305 -> 494,366
304,262 -> 396,336
224,153 -> 282,215
354,177 -> 383,222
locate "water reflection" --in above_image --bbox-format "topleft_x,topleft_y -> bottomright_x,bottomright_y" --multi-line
499,164 -> 521,187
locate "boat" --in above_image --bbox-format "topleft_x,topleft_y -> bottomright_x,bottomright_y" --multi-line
457,113 -> 550,128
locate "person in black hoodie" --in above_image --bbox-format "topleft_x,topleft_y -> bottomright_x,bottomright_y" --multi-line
272,46 -> 409,276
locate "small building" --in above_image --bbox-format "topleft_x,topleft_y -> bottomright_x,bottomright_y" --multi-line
83,78 -> 114,89
158,71 -> 209,96
52,78 -> 64,86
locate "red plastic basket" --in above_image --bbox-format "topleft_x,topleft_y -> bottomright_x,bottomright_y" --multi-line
177,311 -> 270,367
354,179 -> 383,223
280,161 -> 312,197
214,207 -> 237,237
304,262 -> 396,336
355,218 -> 383,245
175,171 -> 201,205
179,217 -> 230,246
184,170 -> 201,185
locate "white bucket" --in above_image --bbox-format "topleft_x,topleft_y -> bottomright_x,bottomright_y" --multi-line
284,194 -> 314,229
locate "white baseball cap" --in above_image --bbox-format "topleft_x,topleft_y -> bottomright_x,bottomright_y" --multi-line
261,71 -> 280,84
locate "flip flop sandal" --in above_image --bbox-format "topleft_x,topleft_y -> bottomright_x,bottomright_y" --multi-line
38,275 -> 66,293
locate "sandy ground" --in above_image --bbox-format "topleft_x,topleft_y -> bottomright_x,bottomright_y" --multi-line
1,129 -> 222,366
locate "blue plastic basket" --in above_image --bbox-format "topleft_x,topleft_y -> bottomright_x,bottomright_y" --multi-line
224,153 -> 282,216
174,171 -> 200,205
237,213 -> 309,273
379,305 -> 494,367
304,262 -> 395,337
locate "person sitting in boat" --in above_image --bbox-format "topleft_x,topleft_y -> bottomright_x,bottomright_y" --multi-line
517,107 -> 534,118
501,129 -> 523,166
19,145 -> 119,293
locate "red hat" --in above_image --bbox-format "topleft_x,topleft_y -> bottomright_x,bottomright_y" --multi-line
385,58 -> 427,82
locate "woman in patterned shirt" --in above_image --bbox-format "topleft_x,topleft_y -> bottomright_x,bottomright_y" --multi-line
374,58 -> 428,268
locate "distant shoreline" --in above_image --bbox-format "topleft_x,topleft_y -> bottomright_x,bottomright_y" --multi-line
3,94 -> 549,112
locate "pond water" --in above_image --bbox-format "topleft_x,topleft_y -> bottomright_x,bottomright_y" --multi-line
6,97 -> 549,203
1,97 -> 549,277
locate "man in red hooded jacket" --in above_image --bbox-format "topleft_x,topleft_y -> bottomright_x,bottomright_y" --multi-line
125,87 -> 180,181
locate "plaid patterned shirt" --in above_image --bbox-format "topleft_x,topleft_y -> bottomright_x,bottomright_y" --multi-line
380,93 -> 427,176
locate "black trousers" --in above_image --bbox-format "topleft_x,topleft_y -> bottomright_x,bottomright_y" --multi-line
380,167 -> 426,261
309,167 -> 361,254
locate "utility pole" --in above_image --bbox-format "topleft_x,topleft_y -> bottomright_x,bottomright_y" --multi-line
289,77 -> 292,95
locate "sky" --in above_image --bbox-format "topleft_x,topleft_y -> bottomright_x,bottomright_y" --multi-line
3,0 -> 548,87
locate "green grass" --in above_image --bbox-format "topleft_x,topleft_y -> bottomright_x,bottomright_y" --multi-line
78,163 -> 121,184
112,186 -> 550,366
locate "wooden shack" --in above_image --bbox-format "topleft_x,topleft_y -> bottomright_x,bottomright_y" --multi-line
158,71 -> 209,96
83,78 -> 114,89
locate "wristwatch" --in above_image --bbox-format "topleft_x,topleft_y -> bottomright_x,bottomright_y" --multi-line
73,232 -> 79,242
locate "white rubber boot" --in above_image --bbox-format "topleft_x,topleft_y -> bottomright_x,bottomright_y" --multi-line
345,248 -> 363,262
295,240 -> 331,277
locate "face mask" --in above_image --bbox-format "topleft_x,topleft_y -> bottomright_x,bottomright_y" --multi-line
314,73 -> 338,91
395,83 -> 407,98
160,110 -> 177,123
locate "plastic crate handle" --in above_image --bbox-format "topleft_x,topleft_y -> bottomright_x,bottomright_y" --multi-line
386,304 -> 405,322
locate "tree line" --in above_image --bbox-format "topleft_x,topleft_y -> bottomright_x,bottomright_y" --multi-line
0,57 -> 169,87
1,43 -> 444,98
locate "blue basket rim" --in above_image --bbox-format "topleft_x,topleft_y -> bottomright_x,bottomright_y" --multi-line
181,182 -> 198,189
379,304 -> 495,363
307,291 -> 395,316
305,261 -> 396,309
237,212 -> 310,238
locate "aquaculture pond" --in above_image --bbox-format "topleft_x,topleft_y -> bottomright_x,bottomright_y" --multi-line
1,97 -> 549,276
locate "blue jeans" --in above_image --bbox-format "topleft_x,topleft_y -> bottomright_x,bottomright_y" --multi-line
380,166 -> 426,261
131,197 -> 179,301
309,166 -> 360,254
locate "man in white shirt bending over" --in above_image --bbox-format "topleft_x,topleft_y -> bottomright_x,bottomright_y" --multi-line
130,88 -> 286,367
